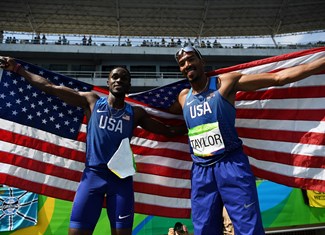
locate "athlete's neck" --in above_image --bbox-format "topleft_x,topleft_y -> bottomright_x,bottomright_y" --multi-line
191,76 -> 209,95
107,95 -> 125,109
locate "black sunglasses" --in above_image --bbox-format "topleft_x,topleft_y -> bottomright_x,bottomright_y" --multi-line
175,46 -> 203,62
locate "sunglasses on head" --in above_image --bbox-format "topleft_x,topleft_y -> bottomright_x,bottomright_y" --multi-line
175,46 -> 203,62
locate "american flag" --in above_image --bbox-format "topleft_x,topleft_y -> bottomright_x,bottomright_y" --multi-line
0,60 -> 91,204
228,47 -> 325,193
0,47 -> 324,219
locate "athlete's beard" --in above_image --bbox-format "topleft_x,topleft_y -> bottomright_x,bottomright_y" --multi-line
187,73 -> 201,84
185,65 -> 203,84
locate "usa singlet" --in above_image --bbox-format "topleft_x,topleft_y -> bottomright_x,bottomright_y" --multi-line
183,76 -> 242,165
70,97 -> 135,230
184,76 -> 265,235
86,96 -> 134,167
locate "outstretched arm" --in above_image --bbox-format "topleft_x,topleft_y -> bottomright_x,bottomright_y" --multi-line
133,106 -> 187,137
235,56 -> 325,92
218,56 -> 325,104
0,56 -> 99,117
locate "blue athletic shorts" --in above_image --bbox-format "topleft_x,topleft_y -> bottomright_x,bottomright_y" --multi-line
191,150 -> 265,235
69,166 -> 134,230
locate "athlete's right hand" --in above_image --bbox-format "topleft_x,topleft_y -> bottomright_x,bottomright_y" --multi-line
0,56 -> 17,71
0,56 -> 8,68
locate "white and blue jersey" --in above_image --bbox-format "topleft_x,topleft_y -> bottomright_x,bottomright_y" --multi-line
85,96 -> 134,167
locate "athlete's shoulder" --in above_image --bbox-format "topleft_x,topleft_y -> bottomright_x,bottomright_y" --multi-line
81,91 -> 100,102
178,88 -> 191,106
179,88 -> 190,97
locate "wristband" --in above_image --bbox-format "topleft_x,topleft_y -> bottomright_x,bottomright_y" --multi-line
13,63 -> 22,73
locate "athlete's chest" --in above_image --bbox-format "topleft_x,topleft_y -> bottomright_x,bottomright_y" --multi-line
184,90 -> 218,119
93,101 -> 133,134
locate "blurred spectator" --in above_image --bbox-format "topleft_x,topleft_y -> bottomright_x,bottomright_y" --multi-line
169,38 -> 176,47
161,38 -> 166,47
33,34 -> 41,44
141,39 -> 147,47
194,38 -> 199,47
126,38 -> 132,46
0,30 -> 3,43
206,40 -> 211,48
184,38 -> 193,47
213,39 -> 222,48
177,38 -> 182,47
168,222 -> 190,235
167,208 -> 234,235
82,35 -> 87,45
62,35 -> 68,45
88,36 -> 92,46
5,37 -> 11,44
233,43 -> 243,48
55,36 -> 62,45
41,34 -> 47,44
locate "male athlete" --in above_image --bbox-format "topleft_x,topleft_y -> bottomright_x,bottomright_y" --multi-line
1,57 -> 185,235
170,46 -> 325,235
